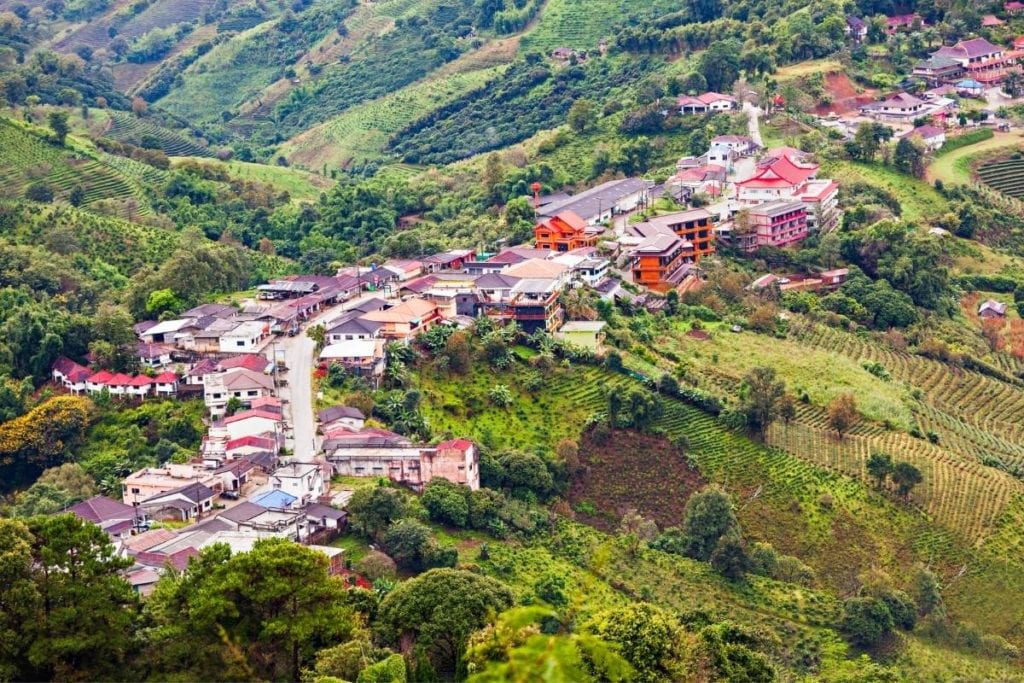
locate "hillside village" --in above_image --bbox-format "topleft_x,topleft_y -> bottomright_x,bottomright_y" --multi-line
8,0 -> 1024,679
38,16 -> 1024,659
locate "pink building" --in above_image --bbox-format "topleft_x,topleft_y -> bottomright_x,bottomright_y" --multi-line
749,201 -> 809,250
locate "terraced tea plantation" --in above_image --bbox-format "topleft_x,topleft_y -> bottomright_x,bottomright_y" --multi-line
282,65 -> 503,169
978,156 -> 1024,199
106,111 -> 212,157
0,119 -> 150,209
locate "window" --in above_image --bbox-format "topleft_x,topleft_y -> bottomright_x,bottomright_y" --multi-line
211,393 -> 223,399
131,487 -> 140,494
247,390 -> 258,397
236,340 -> 245,347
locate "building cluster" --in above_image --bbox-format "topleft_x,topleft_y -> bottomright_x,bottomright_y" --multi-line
829,22 -> 1024,153
912,36 -> 1024,89
66,490 -> 346,596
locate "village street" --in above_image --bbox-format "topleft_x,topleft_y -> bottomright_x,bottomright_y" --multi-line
268,290 -> 383,460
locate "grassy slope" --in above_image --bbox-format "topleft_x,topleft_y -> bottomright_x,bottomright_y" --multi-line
628,317 -> 1024,541
413,356 -> 1023,673
170,157 -> 333,201
0,200 -> 181,280
927,132 -> 1024,186
156,21 -> 282,123
824,159 -> 948,224
237,0 -> 439,122
280,62 -> 505,169
518,0 -> 679,51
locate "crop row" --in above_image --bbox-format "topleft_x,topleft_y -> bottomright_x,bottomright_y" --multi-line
790,323 -> 1024,443
767,421 -> 1016,542
107,111 -> 212,157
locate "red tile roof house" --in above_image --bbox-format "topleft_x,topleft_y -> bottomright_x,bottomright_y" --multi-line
735,151 -> 839,233
154,371 -> 179,397
677,92 -> 737,114
52,357 -> 91,393
1008,1 -> 1024,14
104,373 -> 135,397
125,374 -> 154,399
222,408 -> 284,443
85,369 -> 113,394
885,13 -> 925,34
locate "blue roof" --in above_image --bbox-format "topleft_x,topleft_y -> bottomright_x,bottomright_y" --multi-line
251,489 -> 297,509
956,79 -> 983,88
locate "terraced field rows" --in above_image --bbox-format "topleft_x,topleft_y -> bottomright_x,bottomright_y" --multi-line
282,66 -> 502,168
118,0 -> 215,41
978,158 -> 1024,199
101,153 -> 170,186
520,0 -> 681,50
0,120 -> 150,210
790,323 -> 1024,444
106,111 -> 212,157
767,422 -> 1016,542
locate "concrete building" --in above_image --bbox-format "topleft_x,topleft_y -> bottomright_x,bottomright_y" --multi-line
323,430 -> 479,490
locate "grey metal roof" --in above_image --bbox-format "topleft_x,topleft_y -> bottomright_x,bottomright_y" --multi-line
538,178 -> 654,220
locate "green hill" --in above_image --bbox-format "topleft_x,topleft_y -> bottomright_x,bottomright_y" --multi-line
0,118 -> 152,211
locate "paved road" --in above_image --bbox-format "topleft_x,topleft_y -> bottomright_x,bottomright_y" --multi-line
744,101 -> 764,147
266,292 -> 386,460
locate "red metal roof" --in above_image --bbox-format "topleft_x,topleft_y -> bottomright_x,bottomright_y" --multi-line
87,370 -> 114,384
224,409 -> 282,424
437,438 -> 474,452
154,372 -> 179,383
226,435 -> 277,450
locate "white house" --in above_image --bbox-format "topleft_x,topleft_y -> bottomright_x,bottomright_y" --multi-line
154,372 -> 179,397
677,92 -> 737,114
52,357 -> 91,394
125,375 -> 154,399
319,340 -> 386,379
902,125 -> 946,152
139,318 -> 194,345
269,462 -> 326,507
218,321 -> 268,354
204,368 -> 275,417
318,406 -> 366,432
223,409 -> 283,442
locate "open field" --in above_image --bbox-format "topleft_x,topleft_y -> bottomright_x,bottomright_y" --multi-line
170,157 -> 334,200
775,58 -> 844,80
0,118 -> 152,210
978,155 -> 1024,199
519,0 -> 680,51
825,159 -> 948,223
927,132 -> 1024,186
417,354 -> 1024,647
106,111 -> 212,157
